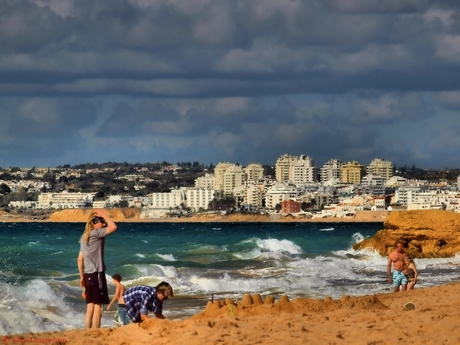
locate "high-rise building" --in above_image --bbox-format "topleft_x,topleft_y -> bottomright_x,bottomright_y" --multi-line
244,163 -> 264,182
195,173 -> 215,190
246,184 -> 264,207
223,164 -> 245,195
341,161 -> 366,184
367,158 -> 394,180
320,159 -> 343,183
275,154 -> 297,182
214,162 -> 233,191
290,155 -> 318,185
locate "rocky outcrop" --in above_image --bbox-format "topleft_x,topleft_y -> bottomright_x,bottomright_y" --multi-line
48,208 -> 139,222
353,210 -> 460,258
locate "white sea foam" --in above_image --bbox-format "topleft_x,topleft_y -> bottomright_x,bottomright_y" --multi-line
135,253 -> 145,258
0,280 -> 82,336
255,238 -> 303,254
176,245 -> 460,301
121,264 -> 179,287
157,254 -> 177,261
319,227 -> 334,231
351,232 -> 366,243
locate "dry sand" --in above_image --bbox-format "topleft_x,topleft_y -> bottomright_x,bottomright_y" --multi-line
8,283 -> 460,345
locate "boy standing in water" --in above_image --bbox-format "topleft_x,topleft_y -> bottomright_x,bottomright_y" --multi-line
107,274 -> 130,326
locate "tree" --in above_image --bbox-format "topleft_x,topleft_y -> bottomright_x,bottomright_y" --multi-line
208,193 -> 236,211
0,183 -> 11,194
119,200 -> 129,208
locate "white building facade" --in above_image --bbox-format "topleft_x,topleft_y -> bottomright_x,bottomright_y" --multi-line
265,182 -> 300,210
186,188 -> 215,210
36,191 -> 94,209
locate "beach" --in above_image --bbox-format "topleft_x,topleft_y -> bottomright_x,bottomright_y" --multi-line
2,210 -> 460,344
8,282 -> 460,345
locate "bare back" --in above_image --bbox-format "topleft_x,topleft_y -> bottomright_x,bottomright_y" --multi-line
115,282 -> 126,304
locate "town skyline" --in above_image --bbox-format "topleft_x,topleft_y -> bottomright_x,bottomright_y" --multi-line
1,155 -> 459,172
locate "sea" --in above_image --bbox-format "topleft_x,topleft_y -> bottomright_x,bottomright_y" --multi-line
1,221 -> 460,336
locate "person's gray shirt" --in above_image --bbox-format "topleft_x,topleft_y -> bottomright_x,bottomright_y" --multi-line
80,228 -> 107,273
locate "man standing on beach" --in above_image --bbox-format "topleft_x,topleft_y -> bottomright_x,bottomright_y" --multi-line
123,281 -> 173,322
387,240 -> 408,292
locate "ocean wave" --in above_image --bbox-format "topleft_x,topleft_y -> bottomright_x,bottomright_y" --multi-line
255,238 -> 303,254
0,279 -> 82,336
156,254 -> 177,261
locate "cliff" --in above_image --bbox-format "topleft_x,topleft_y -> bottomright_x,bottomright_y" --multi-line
353,210 -> 460,258
47,208 -> 139,222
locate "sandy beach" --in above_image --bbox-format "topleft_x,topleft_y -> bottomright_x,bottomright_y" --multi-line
4,209 -> 459,344
7,282 -> 460,345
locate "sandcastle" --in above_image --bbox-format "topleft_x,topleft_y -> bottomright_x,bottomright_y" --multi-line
204,293 -> 289,314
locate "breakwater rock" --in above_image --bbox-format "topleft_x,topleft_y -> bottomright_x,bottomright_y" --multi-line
353,210 -> 460,258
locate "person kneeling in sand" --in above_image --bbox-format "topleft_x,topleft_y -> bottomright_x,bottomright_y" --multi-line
107,274 -> 130,326
123,281 -> 173,323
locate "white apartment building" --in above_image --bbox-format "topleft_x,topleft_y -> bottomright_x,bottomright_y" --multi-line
107,194 -> 134,206
290,155 -> 318,185
275,154 -> 297,182
246,184 -> 264,208
265,182 -> 300,210
36,191 -> 94,209
244,164 -> 264,182
320,159 -> 343,183
122,174 -> 144,181
214,162 -> 233,191
223,165 -> 245,195
445,192 -> 460,213
385,176 -> 407,187
186,188 -> 215,210
8,200 -> 35,209
407,191 -> 443,210
151,188 -> 187,208
361,175 -> 386,187
394,186 -> 421,206
195,173 -> 215,189
367,158 -> 394,180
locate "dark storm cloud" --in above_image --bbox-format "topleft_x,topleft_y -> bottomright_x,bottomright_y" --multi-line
0,0 -> 460,168
1,0 -> 458,98
8,98 -> 98,138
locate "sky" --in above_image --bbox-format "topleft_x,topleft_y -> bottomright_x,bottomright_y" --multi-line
1,0 -> 460,170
